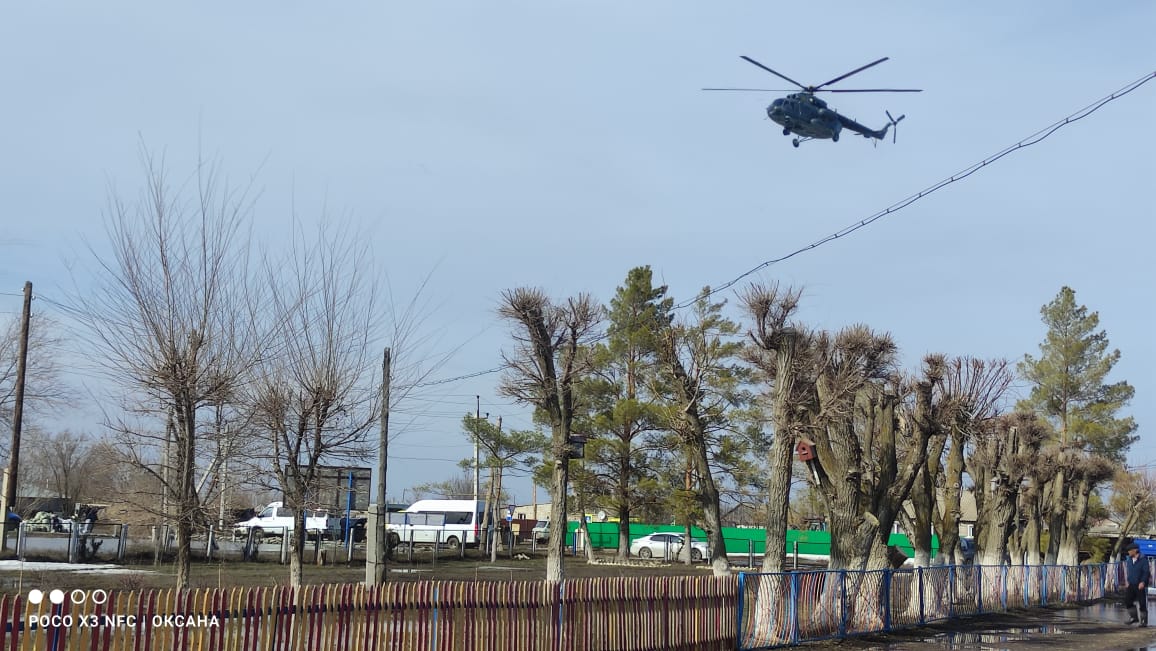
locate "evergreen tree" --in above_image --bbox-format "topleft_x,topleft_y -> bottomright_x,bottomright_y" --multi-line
653,288 -> 750,576
1017,286 -> 1137,462
582,266 -> 673,560
1018,286 -> 1135,565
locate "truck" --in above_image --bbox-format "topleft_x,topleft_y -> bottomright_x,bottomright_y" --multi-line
232,502 -> 340,542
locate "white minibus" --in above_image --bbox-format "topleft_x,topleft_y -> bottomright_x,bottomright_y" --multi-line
386,499 -> 494,549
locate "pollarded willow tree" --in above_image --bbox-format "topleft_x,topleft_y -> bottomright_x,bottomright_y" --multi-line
800,330 -> 939,572
968,412 -> 1047,566
74,148 -> 262,588
1018,286 -> 1137,566
742,282 -> 806,573
498,288 -> 601,582
902,358 -> 1012,568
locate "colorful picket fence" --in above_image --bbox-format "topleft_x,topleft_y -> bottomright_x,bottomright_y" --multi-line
0,562 -> 1132,650
0,575 -> 738,651
737,562 -> 1125,649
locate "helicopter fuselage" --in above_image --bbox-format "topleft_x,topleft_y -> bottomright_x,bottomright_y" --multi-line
767,93 -> 843,141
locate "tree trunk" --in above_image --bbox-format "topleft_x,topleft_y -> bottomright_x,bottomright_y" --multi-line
491,469 -> 504,563
576,477 -> 596,563
1111,509 -> 1142,560
938,429 -> 965,565
1056,475 -> 1093,566
1021,490 -> 1043,566
685,428 -> 728,575
1043,470 -> 1066,565
907,465 -> 935,568
547,453 -> 569,582
976,489 -> 1017,566
290,512 -> 306,586
907,431 -> 946,568
174,401 -> 197,589
616,502 -> 630,562
616,448 -> 631,562
762,331 -> 797,573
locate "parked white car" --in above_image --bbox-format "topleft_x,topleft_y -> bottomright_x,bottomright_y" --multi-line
531,519 -> 550,543
232,502 -> 338,541
630,532 -> 708,562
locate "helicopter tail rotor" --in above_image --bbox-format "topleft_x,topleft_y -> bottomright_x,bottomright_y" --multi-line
885,110 -> 905,143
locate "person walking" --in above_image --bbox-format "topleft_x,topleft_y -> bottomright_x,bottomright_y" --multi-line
1124,542 -> 1150,626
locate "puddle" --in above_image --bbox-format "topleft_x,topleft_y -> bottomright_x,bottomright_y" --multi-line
854,602 -> 1156,650
919,626 -> 1069,648
1059,601 -> 1144,624
475,565 -> 524,571
388,568 -> 433,574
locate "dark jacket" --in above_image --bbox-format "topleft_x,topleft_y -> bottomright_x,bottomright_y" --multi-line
1126,554 -> 1151,586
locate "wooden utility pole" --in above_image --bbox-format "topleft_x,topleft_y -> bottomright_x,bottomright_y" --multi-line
366,347 -> 391,585
1,282 -> 32,550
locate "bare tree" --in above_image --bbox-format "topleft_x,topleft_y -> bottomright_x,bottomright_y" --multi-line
969,413 -> 1047,565
800,329 -> 939,572
1049,450 -> 1116,566
743,282 -> 805,573
71,148 -> 260,587
412,471 -> 475,500
19,430 -> 97,506
0,312 -> 68,435
906,358 -> 1011,567
498,288 -> 601,583
246,221 -> 379,587
1108,469 -> 1156,559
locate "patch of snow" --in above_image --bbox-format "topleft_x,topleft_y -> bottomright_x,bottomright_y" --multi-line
0,561 -> 153,574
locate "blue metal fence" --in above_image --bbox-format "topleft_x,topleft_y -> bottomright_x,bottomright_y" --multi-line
737,561 -> 1132,650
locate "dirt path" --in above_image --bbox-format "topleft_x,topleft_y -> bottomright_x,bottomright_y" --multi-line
801,601 -> 1156,650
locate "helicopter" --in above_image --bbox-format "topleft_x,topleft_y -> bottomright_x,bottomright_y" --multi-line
704,56 -> 921,148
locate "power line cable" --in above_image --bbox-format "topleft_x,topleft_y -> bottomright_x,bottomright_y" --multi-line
674,70 -> 1156,309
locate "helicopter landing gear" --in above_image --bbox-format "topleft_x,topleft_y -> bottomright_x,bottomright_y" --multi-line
832,132 -> 839,142
782,127 -> 791,136
792,138 -> 800,148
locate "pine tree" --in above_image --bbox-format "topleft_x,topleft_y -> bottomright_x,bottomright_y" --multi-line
583,266 -> 672,560
1018,286 -> 1137,461
1018,286 -> 1136,565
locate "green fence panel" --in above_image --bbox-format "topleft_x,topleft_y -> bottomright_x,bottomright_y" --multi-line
562,521 -> 943,558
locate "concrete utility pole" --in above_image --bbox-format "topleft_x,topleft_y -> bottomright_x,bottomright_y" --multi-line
474,395 -> 481,503
1,282 -> 32,550
366,347 -> 391,586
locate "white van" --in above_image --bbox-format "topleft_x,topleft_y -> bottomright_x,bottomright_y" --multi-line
386,499 -> 492,549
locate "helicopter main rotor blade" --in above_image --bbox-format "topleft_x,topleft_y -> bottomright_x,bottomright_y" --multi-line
702,87 -> 798,92
739,56 -> 807,90
822,88 -> 923,93
813,57 -> 889,90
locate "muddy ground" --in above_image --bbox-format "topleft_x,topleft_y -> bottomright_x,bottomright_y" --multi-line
804,602 -> 1156,650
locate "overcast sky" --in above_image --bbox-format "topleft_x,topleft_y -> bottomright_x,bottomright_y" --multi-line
2,2 -> 1154,508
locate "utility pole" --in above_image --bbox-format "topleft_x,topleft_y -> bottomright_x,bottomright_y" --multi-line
366,347 -> 391,586
1,282 -> 32,550
474,395 -> 481,504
